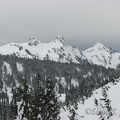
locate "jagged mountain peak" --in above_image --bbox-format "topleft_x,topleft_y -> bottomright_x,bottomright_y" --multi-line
28,37 -> 42,46
52,35 -> 67,45
83,42 -> 119,68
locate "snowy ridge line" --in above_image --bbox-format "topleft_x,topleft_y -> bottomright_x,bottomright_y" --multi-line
0,36 -> 120,68
0,35 -> 87,65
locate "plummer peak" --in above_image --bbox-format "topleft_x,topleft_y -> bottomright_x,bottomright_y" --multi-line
28,37 -> 42,46
52,35 -> 66,45
56,35 -> 64,40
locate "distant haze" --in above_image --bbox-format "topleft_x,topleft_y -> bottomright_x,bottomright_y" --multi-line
0,0 -> 120,51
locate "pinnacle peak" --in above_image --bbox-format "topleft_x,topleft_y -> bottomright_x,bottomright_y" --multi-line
28,37 -> 41,46
55,35 -> 65,41
52,35 -> 66,45
28,37 -> 39,41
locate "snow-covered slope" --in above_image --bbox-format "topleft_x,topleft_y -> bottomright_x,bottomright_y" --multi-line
0,36 -> 87,64
60,78 -> 120,120
83,42 -> 120,69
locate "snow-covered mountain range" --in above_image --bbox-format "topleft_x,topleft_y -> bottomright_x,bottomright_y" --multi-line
0,36 -> 120,69
0,36 -> 86,64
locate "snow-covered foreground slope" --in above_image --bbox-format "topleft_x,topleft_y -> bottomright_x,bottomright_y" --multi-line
60,79 -> 120,120
83,42 -> 120,69
0,36 -> 86,64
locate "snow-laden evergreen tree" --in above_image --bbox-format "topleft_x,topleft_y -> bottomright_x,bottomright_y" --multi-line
78,80 -> 86,103
31,74 -> 45,120
0,91 -> 9,120
9,88 -> 18,120
68,108 -> 78,120
42,77 -> 60,120
65,88 -> 71,110
65,87 -> 78,110
94,98 -> 105,120
101,86 -> 113,120
95,86 -> 113,120
17,78 -> 32,120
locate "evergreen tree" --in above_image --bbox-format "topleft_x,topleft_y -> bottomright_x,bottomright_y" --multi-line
94,98 -> 105,120
0,91 -> 9,120
17,78 -> 32,120
9,88 -> 18,120
68,108 -> 77,120
101,87 -> 113,119
31,74 -> 45,120
65,88 -> 71,110
65,87 -> 78,110
95,87 -> 113,120
79,80 -> 86,103
43,77 -> 60,120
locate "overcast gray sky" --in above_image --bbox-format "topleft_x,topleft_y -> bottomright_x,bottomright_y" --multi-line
0,0 -> 120,51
